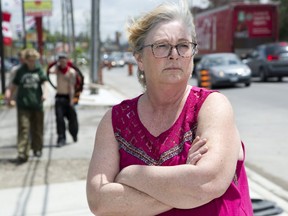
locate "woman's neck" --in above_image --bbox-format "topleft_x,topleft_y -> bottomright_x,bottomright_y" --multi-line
144,84 -> 191,112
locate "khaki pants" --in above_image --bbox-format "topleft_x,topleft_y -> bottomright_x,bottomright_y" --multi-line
17,109 -> 44,159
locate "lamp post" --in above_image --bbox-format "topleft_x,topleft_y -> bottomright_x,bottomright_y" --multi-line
0,0 -> 6,94
90,0 -> 101,84
21,0 -> 27,48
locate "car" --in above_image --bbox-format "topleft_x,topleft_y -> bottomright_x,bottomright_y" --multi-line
195,53 -> 251,88
0,58 -> 14,73
243,42 -> 288,82
108,52 -> 125,67
123,52 -> 137,65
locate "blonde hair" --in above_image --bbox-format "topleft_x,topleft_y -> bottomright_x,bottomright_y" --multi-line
126,0 -> 196,87
18,49 -> 26,59
127,0 -> 196,53
24,48 -> 40,60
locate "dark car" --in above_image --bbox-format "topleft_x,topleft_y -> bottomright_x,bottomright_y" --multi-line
195,53 -> 251,88
108,52 -> 125,67
243,42 -> 288,82
0,58 -> 14,73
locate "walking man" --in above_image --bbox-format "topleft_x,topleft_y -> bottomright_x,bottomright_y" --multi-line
48,54 -> 78,147
5,48 -> 48,164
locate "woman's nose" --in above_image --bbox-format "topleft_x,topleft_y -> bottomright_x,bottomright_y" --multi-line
168,46 -> 179,59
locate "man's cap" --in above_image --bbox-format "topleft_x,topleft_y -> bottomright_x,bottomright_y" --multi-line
58,53 -> 68,59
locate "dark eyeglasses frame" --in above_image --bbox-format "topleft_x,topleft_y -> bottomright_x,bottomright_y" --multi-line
139,42 -> 198,58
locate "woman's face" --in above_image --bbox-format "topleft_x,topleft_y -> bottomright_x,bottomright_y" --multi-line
136,20 -> 194,87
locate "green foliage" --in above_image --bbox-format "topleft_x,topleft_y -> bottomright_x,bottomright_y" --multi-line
0,94 -> 5,106
278,0 -> 288,41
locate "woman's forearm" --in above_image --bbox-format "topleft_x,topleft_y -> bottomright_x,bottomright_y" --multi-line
115,164 -> 218,209
87,181 -> 172,215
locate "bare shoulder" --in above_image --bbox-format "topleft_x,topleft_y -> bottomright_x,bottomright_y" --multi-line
70,67 -> 77,73
68,67 -> 77,77
92,107 -> 119,162
200,92 -> 234,116
94,107 -> 119,152
96,108 -> 113,136
48,65 -> 57,74
197,92 -> 236,129
88,108 -> 120,182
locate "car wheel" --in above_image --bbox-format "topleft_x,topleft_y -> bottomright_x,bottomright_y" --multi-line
259,68 -> 267,82
197,79 -> 202,87
277,77 -> 283,82
245,82 -> 251,87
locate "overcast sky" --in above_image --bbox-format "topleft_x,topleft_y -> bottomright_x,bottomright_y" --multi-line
7,0 -> 209,43
7,0 -> 269,43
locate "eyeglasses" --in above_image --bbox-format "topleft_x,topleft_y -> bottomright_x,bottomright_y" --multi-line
140,41 -> 197,58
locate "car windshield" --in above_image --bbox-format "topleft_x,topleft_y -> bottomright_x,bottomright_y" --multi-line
266,43 -> 288,55
209,55 -> 242,66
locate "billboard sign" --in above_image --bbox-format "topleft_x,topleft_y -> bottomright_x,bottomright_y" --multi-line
24,0 -> 53,17
234,8 -> 273,38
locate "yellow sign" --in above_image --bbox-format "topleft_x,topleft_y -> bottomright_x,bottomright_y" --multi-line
24,0 -> 53,17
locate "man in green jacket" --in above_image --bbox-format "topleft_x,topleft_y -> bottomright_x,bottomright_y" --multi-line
5,48 -> 48,164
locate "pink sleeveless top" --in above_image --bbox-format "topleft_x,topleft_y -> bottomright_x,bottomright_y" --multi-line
112,87 -> 253,216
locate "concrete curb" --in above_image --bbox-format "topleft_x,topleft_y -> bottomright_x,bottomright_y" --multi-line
247,167 -> 288,214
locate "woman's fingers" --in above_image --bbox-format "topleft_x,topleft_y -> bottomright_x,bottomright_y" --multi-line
186,137 -> 208,165
189,137 -> 207,154
186,145 -> 208,165
187,153 -> 201,164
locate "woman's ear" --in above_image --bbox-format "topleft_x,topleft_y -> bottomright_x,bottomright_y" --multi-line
134,53 -> 144,71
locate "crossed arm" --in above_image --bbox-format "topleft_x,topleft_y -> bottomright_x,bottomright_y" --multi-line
86,93 -> 241,215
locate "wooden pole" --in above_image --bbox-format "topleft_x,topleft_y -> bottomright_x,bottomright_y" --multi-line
35,17 -> 43,63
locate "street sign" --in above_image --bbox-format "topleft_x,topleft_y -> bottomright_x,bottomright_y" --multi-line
24,0 -> 52,17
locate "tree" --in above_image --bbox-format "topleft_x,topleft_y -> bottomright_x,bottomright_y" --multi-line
277,0 -> 288,41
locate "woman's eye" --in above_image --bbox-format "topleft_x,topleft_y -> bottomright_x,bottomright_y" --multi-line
178,43 -> 189,48
156,44 -> 169,49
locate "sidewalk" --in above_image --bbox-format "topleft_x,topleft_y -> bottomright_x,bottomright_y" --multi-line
0,66 -> 288,215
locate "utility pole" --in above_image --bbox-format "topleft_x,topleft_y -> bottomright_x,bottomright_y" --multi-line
35,17 -> 43,62
61,0 -> 66,53
61,0 -> 76,62
68,0 -> 76,63
0,0 -> 6,94
21,0 -> 27,48
65,0 -> 71,55
90,0 -> 100,83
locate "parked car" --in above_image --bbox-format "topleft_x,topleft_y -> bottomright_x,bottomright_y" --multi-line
243,42 -> 288,82
123,52 -> 137,65
0,58 -> 14,73
195,53 -> 251,88
108,52 -> 125,67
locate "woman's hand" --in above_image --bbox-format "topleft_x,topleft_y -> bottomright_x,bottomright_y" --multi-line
186,136 -> 208,165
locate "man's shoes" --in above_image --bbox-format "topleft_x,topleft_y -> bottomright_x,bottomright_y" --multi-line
57,139 -> 66,147
15,157 -> 28,165
72,136 -> 77,142
33,150 -> 42,157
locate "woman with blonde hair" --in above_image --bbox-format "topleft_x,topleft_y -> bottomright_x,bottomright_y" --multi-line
87,1 -> 253,215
